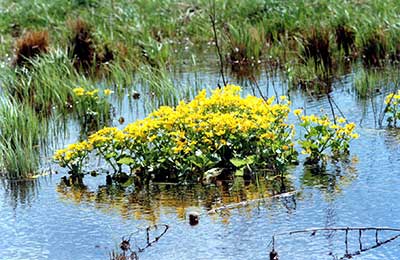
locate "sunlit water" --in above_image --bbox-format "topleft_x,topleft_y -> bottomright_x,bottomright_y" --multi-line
1,65 -> 400,260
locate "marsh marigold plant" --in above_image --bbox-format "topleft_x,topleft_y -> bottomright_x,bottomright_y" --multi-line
55,85 -> 359,182
71,87 -> 113,127
294,110 -> 358,165
54,85 -> 299,182
384,90 -> 400,126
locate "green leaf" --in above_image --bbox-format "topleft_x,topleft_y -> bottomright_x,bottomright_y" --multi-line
105,152 -> 117,159
230,157 -> 247,167
230,155 -> 255,168
234,168 -> 244,177
117,157 -> 135,165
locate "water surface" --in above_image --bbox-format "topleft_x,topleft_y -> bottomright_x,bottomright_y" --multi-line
1,66 -> 400,259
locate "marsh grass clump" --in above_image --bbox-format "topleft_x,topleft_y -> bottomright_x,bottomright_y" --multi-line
0,98 -> 43,179
137,65 -> 179,106
361,29 -> 387,67
335,24 -> 355,57
300,28 -> 332,68
67,18 -> 96,71
12,31 -> 49,67
3,49 -> 83,114
225,23 -> 265,67
287,60 -> 334,90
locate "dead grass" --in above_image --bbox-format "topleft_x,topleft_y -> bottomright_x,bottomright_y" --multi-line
13,31 -> 49,67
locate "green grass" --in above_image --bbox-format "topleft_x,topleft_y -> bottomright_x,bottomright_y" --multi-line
0,98 -> 43,179
1,0 -> 400,66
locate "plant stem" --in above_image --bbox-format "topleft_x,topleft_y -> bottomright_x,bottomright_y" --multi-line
209,0 -> 227,86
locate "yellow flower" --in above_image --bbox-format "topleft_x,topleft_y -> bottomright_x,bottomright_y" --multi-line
351,133 -> 359,139
104,89 -> 113,96
293,109 -> 302,116
86,89 -> 99,97
148,135 -> 157,142
260,132 -> 275,140
73,87 -> 85,96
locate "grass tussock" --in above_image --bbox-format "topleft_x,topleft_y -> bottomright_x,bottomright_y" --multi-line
335,24 -> 356,57
13,31 -> 49,67
301,28 -> 332,68
225,23 -> 265,66
361,29 -> 387,67
0,98 -> 42,179
67,18 -> 96,70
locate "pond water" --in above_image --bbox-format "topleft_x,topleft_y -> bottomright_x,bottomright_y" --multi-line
1,65 -> 400,259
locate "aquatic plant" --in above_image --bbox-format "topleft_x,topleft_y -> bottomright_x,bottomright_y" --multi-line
0,98 -> 43,179
67,18 -> 96,71
54,85 -> 360,184
361,29 -> 387,67
54,85 -> 298,182
335,23 -> 355,57
294,109 -> 359,165
72,86 -> 113,131
384,90 -> 400,126
300,27 -> 332,68
225,22 -> 265,66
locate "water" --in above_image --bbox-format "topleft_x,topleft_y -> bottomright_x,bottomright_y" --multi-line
1,65 -> 400,259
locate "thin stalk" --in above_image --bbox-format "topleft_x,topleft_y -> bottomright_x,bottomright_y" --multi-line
209,0 -> 226,86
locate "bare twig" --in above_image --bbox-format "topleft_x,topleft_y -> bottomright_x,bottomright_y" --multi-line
271,226 -> 400,259
249,74 -> 268,101
273,226 -> 400,237
138,224 -> 169,252
209,0 -> 227,86
339,233 -> 400,259
110,224 -> 169,260
330,96 -> 347,121
208,191 -> 297,215
326,92 -> 337,124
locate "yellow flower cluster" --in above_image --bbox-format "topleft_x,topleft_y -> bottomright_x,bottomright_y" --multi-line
54,85 -> 297,177
53,141 -> 93,168
384,91 -> 400,126
72,87 -> 113,97
385,91 -> 400,105
294,109 -> 358,160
